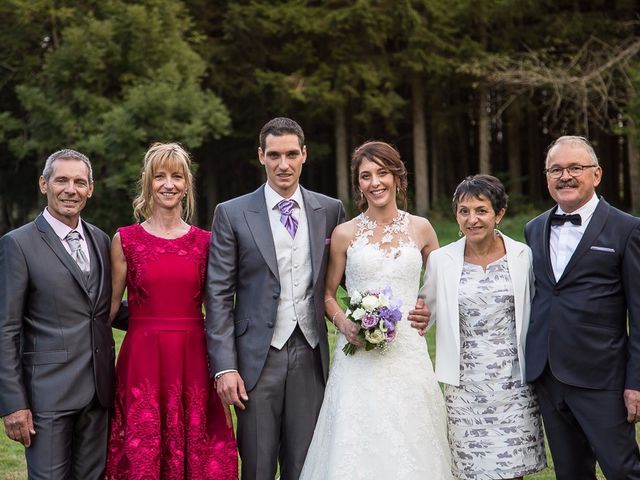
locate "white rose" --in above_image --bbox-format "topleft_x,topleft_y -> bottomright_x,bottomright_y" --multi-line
351,308 -> 366,320
365,329 -> 385,344
361,295 -> 379,311
377,294 -> 389,307
350,290 -> 362,306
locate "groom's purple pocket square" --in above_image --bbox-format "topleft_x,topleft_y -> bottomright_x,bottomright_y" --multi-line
325,238 -> 331,245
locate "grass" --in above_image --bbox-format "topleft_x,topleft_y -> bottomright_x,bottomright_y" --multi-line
0,213 -> 620,479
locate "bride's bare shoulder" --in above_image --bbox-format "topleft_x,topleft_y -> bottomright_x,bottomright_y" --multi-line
331,218 -> 359,247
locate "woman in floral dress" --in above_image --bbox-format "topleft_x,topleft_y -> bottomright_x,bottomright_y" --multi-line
422,174 -> 546,479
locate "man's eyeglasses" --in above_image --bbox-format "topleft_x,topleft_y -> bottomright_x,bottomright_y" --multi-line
544,164 -> 598,179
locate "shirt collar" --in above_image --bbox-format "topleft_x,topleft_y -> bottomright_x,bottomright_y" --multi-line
556,193 -> 599,221
42,207 -> 86,241
264,183 -> 303,211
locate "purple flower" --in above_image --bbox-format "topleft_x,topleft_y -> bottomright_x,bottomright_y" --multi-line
389,308 -> 403,323
361,314 -> 378,329
386,330 -> 397,342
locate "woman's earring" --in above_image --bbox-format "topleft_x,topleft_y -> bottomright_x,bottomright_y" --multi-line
359,191 -> 363,201
458,230 -> 463,238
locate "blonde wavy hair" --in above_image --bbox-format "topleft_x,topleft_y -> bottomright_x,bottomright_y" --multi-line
132,143 -> 195,223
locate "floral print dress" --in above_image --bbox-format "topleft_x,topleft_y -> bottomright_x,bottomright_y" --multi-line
444,256 -> 546,479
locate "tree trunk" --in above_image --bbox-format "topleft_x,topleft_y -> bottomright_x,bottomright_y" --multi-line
506,106 -> 522,195
431,123 -> 440,204
457,114 -> 470,180
202,155 -> 217,227
335,105 -> 349,206
628,129 -> 640,213
527,105 -> 544,202
412,75 -> 429,215
478,84 -> 491,174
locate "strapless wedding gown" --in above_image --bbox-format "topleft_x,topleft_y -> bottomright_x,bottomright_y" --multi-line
300,212 -> 452,480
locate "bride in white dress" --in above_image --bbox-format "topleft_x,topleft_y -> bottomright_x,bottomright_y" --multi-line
300,141 -> 452,480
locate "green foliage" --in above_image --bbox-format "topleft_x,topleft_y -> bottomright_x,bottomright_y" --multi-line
1,0 -> 637,232
0,0 -> 229,233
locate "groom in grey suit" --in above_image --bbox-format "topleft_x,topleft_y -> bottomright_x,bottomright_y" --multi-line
0,149 -> 116,479
206,117 -> 346,479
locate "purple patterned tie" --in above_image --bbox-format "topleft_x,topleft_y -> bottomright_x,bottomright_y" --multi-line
277,199 -> 298,238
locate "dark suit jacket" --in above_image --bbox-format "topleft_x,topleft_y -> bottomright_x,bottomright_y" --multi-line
0,214 -> 115,416
525,198 -> 640,390
206,185 -> 345,392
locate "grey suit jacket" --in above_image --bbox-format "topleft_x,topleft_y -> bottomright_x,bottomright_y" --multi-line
206,185 -> 345,392
0,214 -> 115,416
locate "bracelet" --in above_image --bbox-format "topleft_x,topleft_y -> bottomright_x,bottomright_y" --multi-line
324,297 -> 333,303
331,311 -> 341,325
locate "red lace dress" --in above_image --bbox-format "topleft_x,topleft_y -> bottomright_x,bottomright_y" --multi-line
105,224 -> 237,480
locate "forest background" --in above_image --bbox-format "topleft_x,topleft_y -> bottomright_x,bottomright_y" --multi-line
1,0 -> 639,233
1,1 -> 639,478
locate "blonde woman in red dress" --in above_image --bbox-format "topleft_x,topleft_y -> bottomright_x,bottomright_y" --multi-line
105,143 -> 237,479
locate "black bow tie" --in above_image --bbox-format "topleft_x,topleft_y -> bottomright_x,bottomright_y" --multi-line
550,213 -> 582,226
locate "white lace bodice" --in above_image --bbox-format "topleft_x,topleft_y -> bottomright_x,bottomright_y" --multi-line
346,211 -> 422,338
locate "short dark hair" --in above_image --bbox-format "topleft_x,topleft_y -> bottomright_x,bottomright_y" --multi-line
259,117 -> 305,150
351,141 -> 408,212
452,174 -> 508,215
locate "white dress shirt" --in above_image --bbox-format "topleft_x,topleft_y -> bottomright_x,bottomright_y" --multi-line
42,207 -> 91,270
550,193 -> 599,281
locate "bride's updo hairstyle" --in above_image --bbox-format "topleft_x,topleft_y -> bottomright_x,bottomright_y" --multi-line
351,141 -> 408,212
132,142 -> 196,223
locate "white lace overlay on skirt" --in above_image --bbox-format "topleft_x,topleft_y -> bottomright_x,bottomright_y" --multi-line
300,212 -> 452,479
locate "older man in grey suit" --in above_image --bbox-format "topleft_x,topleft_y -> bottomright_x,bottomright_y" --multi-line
0,149 -> 116,479
206,117 -> 345,480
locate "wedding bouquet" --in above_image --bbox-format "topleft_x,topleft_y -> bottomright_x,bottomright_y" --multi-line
341,287 -> 403,356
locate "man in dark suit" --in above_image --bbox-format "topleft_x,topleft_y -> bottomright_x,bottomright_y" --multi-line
525,135 -> 640,479
206,117 -> 346,480
0,149 -> 116,479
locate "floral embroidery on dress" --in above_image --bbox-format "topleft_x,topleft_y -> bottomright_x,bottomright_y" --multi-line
119,225 -> 209,307
350,210 -> 416,259
106,379 -> 237,480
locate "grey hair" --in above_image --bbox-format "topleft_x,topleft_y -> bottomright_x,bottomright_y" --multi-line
42,149 -> 93,182
546,136 -> 599,166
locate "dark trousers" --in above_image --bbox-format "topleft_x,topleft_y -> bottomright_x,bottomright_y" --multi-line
237,327 -> 325,480
535,367 -> 640,480
25,395 -> 108,480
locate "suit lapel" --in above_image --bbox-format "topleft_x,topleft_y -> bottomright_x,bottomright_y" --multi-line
82,220 -> 104,307
301,187 -> 326,288
542,209 -> 556,284
557,199 -> 609,284
245,186 -> 279,279
35,214 -> 91,297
